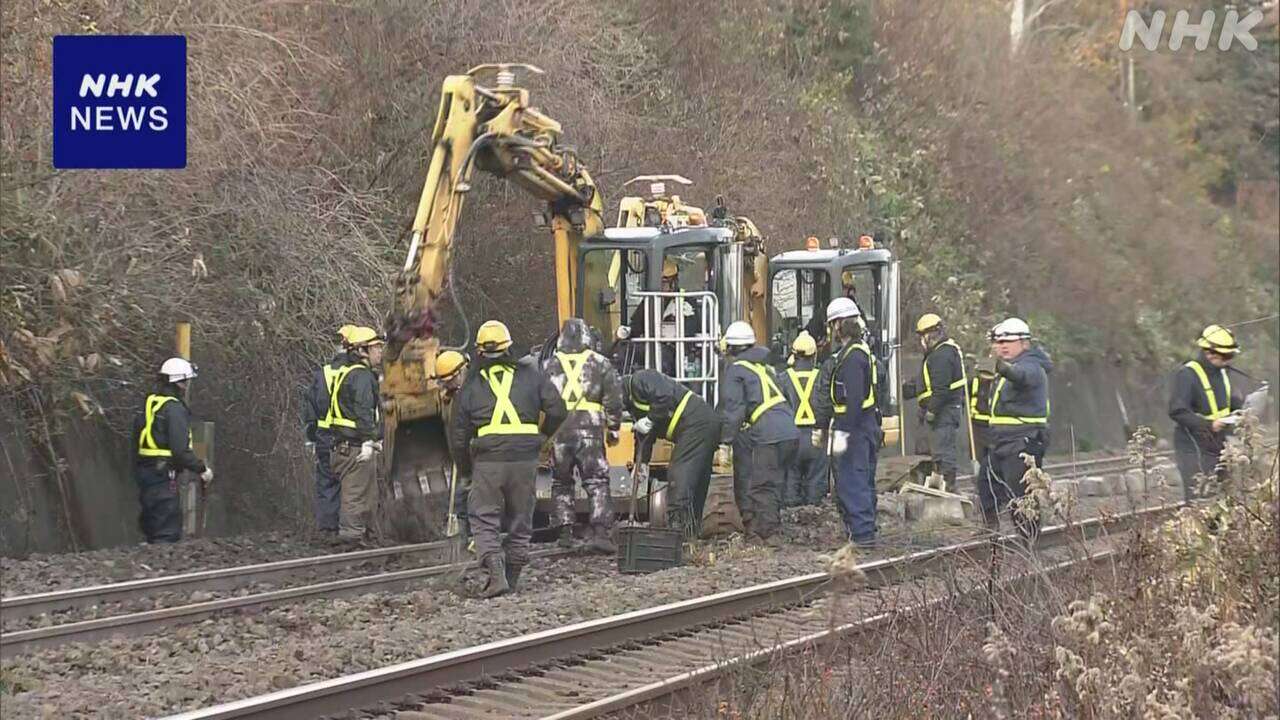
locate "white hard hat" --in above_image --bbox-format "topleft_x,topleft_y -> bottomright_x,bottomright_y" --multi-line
722,320 -> 756,347
991,317 -> 1031,341
826,297 -> 861,322
159,357 -> 197,382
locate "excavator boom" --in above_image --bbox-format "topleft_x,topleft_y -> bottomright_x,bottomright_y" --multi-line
379,64 -> 604,540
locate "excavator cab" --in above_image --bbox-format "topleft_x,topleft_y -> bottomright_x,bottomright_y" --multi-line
767,235 -> 902,446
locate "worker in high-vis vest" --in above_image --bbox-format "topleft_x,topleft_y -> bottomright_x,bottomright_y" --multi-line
328,326 -> 386,545
433,349 -> 471,546
450,320 -> 565,598
1168,324 -> 1244,502
974,317 -> 1053,536
132,357 -> 212,544
968,329 -> 997,489
812,297 -> 881,547
902,313 -> 967,491
718,321 -> 798,546
624,369 -> 722,540
781,331 -> 828,507
543,318 -> 624,554
302,324 -> 358,537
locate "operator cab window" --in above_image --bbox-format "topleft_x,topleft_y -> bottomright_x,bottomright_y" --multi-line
770,268 -> 824,355
580,248 -> 647,359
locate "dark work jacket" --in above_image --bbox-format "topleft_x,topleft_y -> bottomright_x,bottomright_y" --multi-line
332,354 -> 382,444
781,357 -> 820,429
986,345 -> 1053,446
913,337 -> 965,413
450,354 -> 566,463
817,340 -> 879,435
131,385 -> 207,473
302,351 -> 347,442
625,369 -> 719,462
1168,352 -> 1243,453
718,346 -> 798,445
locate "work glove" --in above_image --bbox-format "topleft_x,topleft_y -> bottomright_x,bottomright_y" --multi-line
304,441 -> 315,455
994,358 -> 1012,376
810,428 -> 825,448
199,467 -> 214,485
975,358 -> 998,379
633,417 -> 654,436
606,430 -> 620,447
902,380 -> 919,400
357,440 -> 380,463
830,430 -> 849,457
925,410 -> 937,424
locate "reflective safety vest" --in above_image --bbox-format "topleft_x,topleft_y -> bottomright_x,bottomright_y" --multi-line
137,394 -> 192,458
831,342 -> 876,415
631,387 -> 692,439
317,364 -> 343,430
969,376 -> 991,424
555,351 -> 603,412
988,376 -> 1048,426
733,360 -> 786,425
786,368 -> 819,427
919,339 -> 967,400
326,364 -> 364,429
1184,360 -> 1231,420
477,365 -> 540,437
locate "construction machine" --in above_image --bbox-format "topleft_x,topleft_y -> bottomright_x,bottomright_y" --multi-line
766,235 -> 903,447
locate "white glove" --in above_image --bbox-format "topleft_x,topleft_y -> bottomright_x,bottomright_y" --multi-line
358,440 -> 377,462
304,441 -> 315,454
830,430 -> 849,457
200,467 -> 214,484
633,417 -> 654,435
810,429 -> 824,448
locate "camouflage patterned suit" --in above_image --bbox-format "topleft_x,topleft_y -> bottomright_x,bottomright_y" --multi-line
543,319 -> 624,539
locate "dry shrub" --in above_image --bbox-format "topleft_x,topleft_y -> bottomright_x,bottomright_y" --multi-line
652,423 -> 1277,719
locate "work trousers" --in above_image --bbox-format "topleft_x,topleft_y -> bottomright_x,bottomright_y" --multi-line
313,432 -> 340,532
927,403 -> 963,483
785,434 -> 829,507
666,411 -> 721,539
551,435 -> 612,530
137,464 -> 181,544
834,432 -> 878,545
468,459 -> 538,568
332,442 -> 378,541
978,433 -> 1045,536
1174,434 -> 1222,503
734,441 -> 789,539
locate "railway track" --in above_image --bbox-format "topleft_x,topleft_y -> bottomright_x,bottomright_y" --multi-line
161,503 -> 1178,720
0,540 -> 572,658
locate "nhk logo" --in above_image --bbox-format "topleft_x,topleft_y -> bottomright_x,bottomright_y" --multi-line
53,35 -> 186,169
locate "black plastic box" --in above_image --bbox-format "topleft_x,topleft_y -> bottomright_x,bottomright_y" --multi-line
616,526 -> 683,574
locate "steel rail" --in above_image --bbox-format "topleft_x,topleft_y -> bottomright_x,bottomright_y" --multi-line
0,547 -> 572,659
542,549 -> 1120,720
160,503 -> 1178,720
1,539 -> 467,622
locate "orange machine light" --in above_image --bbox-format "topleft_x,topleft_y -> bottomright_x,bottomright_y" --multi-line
857,234 -> 874,249
805,236 -> 820,251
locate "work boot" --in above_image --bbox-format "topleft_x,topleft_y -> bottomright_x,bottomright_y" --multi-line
586,525 -> 617,555
481,554 -> 510,598
943,471 -> 957,494
557,525 -> 575,549
505,561 -> 524,593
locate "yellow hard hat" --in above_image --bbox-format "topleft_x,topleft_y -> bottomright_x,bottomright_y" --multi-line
1196,324 -> 1240,355
433,350 -> 468,380
916,313 -> 943,334
344,326 -> 384,348
337,324 -> 359,343
476,320 -> 513,352
662,258 -> 679,279
791,331 -> 817,357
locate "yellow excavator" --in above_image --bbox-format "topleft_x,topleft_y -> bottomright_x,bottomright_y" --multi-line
379,64 -> 901,541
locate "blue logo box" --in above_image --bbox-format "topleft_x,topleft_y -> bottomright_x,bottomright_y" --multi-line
52,35 -> 187,169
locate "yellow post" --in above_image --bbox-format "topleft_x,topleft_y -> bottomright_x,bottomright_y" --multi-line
552,218 -> 576,325
175,321 -> 191,360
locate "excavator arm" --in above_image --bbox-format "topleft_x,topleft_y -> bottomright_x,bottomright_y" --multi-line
379,64 -> 605,540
